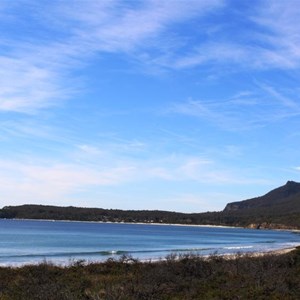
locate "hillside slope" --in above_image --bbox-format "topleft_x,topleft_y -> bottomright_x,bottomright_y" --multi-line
222,181 -> 300,229
224,181 -> 300,213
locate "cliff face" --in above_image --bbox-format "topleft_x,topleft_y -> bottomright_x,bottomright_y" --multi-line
224,181 -> 300,212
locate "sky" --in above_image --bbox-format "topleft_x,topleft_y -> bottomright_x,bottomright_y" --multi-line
1,0 -> 300,213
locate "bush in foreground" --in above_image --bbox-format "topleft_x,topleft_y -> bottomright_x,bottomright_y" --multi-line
1,248 -> 300,299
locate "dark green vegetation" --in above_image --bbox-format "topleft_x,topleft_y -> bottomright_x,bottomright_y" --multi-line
223,180 -> 300,229
1,181 -> 300,229
225,181 -> 300,212
1,248 -> 300,299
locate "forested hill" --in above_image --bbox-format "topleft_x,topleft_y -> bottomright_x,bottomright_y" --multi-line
0,204 -> 221,225
1,181 -> 300,229
220,180 -> 300,229
224,181 -> 300,212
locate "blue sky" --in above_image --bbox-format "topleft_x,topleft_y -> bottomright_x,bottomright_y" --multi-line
1,0 -> 300,212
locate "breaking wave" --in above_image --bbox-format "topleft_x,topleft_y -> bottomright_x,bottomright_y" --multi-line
1,247 -> 216,260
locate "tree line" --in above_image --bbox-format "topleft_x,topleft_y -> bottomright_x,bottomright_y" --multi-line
1,204 -> 300,229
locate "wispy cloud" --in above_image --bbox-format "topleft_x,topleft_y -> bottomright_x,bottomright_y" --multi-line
170,79 -> 300,131
256,81 -> 300,111
252,0 -> 300,69
74,143 -> 223,184
4,0 -> 299,114
2,0 -> 299,115
170,98 -> 256,131
170,42 -> 249,69
0,142 -> 270,208
0,56 -> 71,113
0,0 -> 224,114
56,0 -> 224,52
159,1 -> 300,71
0,157 -> 138,207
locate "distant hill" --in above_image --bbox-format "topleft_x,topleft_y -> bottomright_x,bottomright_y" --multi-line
1,181 -> 300,229
222,181 -> 300,229
224,181 -> 300,212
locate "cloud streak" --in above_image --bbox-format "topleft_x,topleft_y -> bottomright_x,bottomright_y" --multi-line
0,0 -> 224,113
158,1 -> 300,71
0,143 -> 270,208
2,0 -> 299,114
170,79 -> 300,131
252,0 -> 300,68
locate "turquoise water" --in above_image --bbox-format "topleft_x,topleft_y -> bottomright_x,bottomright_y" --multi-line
0,219 -> 299,266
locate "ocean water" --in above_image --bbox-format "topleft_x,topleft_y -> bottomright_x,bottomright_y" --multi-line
0,219 -> 299,266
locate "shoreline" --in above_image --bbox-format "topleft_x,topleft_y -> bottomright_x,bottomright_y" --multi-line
0,246 -> 298,268
2,217 -> 242,229
3,218 -> 299,232
219,246 -> 298,260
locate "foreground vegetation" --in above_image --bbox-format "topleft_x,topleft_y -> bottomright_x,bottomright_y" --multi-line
1,248 -> 300,299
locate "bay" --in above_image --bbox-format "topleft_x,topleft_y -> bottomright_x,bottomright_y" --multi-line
0,219 -> 299,266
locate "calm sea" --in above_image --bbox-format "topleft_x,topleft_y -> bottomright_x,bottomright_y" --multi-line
0,219 -> 299,266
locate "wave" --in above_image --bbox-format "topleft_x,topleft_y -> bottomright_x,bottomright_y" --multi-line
4,242 -> 296,260
223,246 -> 253,250
0,247 -> 215,260
255,240 -> 276,244
0,250 -> 127,259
